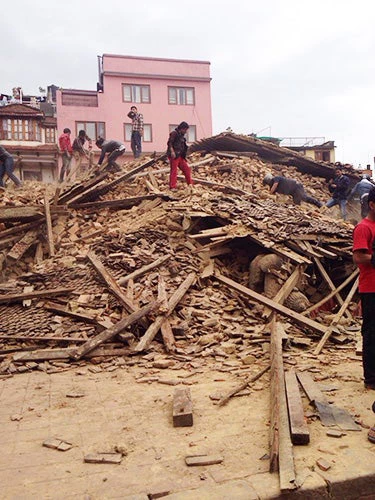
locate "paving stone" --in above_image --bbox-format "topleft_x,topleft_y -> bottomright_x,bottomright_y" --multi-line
163,480 -> 258,499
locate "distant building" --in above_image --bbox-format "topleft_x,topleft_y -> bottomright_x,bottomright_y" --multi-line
0,103 -> 58,182
56,54 -> 213,154
280,137 -> 336,163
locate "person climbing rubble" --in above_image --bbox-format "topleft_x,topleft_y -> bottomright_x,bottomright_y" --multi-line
263,173 -> 322,207
167,122 -> 193,191
0,145 -> 22,188
96,138 -> 126,171
325,167 -> 350,220
348,174 -> 375,219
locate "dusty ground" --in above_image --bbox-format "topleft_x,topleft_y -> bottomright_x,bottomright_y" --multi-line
1,341 -> 375,500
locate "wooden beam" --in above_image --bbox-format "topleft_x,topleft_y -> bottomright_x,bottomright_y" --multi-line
13,346 -> 132,362
44,302 -> 112,329
0,287 -> 73,305
118,255 -> 170,286
70,301 -> 157,360
313,277 -> 359,355
173,388 -> 193,427
0,206 -> 43,222
264,265 -> 304,319
215,273 -> 328,335
7,228 -> 39,262
69,194 -> 171,211
284,370 -> 310,445
44,194 -> 55,257
303,269 -> 359,315
135,272 -> 196,352
269,320 -> 296,491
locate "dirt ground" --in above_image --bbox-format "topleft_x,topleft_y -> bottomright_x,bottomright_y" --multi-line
1,339 -> 375,500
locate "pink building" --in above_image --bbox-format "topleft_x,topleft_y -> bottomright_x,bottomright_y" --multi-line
56,54 -> 212,155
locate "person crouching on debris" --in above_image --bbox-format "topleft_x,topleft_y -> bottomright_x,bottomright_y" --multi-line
263,173 -> 322,207
353,187 -> 375,399
348,174 -> 375,219
167,122 -> 193,190
95,138 -> 126,171
0,145 -> 22,188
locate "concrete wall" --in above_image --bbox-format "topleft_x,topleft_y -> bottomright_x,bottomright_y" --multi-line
57,55 -> 212,154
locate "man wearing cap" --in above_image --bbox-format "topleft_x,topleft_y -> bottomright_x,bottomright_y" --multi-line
263,173 -> 322,207
348,174 -> 375,219
167,122 -> 193,190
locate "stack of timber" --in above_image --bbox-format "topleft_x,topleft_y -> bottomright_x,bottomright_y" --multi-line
0,136 -> 362,377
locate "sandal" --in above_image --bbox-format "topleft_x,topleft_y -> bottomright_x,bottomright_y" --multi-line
367,426 -> 375,443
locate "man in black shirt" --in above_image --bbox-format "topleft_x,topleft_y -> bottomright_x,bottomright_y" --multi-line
96,138 -> 126,170
0,146 -> 22,188
263,173 -> 322,207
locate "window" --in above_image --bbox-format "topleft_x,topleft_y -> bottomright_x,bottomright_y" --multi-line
169,124 -> 196,143
45,127 -> 56,143
122,84 -> 150,104
0,118 -> 41,141
76,122 -> 105,140
124,123 -> 152,142
168,87 -> 195,105
62,93 -> 98,107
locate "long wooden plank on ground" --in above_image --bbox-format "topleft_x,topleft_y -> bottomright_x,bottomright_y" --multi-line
44,194 -> 55,257
118,255 -> 169,286
13,346 -> 131,362
70,301 -> 157,360
135,272 -> 196,352
0,287 -> 73,305
215,273 -> 328,335
269,320 -> 296,491
303,269 -> 359,315
296,372 -> 335,427
284,370 -> 310,445
7,228 -> 39,261
313,277 -> 359,355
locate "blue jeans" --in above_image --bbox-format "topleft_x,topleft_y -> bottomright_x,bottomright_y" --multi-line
131,131 -> 142,158
0,157 -> 21,187
325,197 -> 347,220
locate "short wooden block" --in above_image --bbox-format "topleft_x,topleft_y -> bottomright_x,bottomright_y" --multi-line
173,388 -> 193,427
185,455 -> 223,466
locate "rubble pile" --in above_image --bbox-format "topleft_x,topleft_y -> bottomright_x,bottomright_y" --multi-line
0,137 -> 361,377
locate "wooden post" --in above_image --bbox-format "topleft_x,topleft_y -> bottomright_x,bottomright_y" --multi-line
217,365 -> 270,406
285,370 -> 310,445
44,193 -> 55,257
0,287 -> 73,305
118,255 -> 169,286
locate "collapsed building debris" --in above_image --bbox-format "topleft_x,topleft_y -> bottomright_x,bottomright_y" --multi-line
0,133 -> 365,491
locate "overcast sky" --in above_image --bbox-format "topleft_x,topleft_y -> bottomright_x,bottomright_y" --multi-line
2,0 -> 375,167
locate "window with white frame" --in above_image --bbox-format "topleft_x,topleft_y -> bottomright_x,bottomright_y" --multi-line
169,124 -> 196,143
168,87 -> 195,105
76,121 -> 105,140
124,123 -> 152,142
122,84 -> 150,104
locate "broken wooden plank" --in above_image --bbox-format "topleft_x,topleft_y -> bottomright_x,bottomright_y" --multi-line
7,228 -> 39,262
70,194 -> 171,211
185,455 -> 223,466
313,277 -> 359,355
13,346 -> 132,362
218,365 -> 270,407
0,206 -> 44,222
264,265 -> 304,319
0,287 -> 73,305
84,453 -> 122,464
160,320 -> 176,354
284,370 -> 310,445
215,273 -> 328,335
303,269 -> 359,315
44,194 -> 55,257
269,320 -> 296,491
43,302 -> 111,330
135,273 -> 196,352
173,388 -> 193,427
0,219 -> 44,239
70,301 -> 157,360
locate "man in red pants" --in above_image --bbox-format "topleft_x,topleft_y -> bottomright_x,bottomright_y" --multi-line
167,122 -> 193,190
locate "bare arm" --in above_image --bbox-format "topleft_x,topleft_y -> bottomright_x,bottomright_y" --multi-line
270,182 -> 279,195
353,249 -> 371,265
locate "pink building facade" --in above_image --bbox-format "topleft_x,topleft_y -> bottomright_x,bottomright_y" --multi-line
56,54 -> 212,155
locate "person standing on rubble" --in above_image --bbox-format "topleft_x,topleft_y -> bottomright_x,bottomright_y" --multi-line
72,129 -> 92,175
167,122 -> 193,190
96,138 -> 126,170
348,174 -> 375,219
325,168 -> 350,220
0,145 -> 22,188
263,173 -> 322,207
127,106 -> 143,159
353,188 -> 375,399
58,128 -> 73,182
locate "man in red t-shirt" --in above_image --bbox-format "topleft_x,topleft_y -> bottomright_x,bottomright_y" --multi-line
353,187 -> 375,389
58,128 -> 73,182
